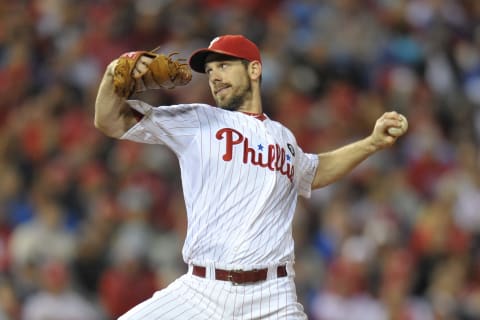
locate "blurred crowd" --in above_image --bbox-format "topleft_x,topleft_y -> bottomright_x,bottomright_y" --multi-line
1,0 -> 480,319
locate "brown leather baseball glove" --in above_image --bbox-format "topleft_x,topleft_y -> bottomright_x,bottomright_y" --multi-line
113,49 -> 192,98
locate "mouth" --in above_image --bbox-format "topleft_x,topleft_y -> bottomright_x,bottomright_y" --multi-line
214,84 -> 231,96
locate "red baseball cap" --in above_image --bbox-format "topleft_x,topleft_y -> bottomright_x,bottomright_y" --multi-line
189,35 -> 261,73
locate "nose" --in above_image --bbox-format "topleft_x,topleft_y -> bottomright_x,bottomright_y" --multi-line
209,74 -> 220,84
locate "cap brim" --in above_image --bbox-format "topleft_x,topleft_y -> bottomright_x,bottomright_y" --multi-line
188,48 -> 248,73
188,49 -> 211,73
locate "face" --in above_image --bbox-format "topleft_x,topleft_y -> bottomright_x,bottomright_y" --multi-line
205,57 -> 252,111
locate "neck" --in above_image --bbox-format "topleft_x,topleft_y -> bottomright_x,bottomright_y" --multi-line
238,86 -> 262,114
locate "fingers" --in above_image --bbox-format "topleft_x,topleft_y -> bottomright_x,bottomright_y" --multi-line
382,112 -> 408,136
370,111 -> 408,149
133,63 -> 148,78
382,111 -> 403,121
134,77 -> 146,93
132,56 -> 154,78
142,71 -> 161,90
379,111 -> 407,132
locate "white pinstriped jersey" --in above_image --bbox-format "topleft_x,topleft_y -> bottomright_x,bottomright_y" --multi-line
121,101 -> 318,270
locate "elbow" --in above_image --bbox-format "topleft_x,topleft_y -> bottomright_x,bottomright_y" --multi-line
311,178 -> 333,190
93,116 -> 107,134
93,117 -> 102,131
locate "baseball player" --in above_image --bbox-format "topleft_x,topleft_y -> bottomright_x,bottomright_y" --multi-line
94,34 -> 408,319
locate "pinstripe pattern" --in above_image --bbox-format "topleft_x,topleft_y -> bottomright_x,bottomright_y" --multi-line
120,101 -> 317,319
118,274 -> 307,319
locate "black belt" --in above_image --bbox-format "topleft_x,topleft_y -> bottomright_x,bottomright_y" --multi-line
192,265 -> 287,285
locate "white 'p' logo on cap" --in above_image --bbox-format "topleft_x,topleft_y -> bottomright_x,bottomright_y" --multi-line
209,37 -> 221,48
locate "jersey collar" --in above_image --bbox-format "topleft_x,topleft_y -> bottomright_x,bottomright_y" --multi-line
241,112 -> 268,121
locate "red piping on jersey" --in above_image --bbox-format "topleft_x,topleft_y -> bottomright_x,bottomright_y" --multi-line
132,109 -> 144,122
241,112 -> 267,121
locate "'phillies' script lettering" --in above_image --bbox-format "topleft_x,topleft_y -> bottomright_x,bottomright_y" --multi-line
216,128 -> 294,181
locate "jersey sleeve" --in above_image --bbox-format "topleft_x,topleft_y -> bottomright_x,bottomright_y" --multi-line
120,100 -> 200,155
294,147 -> 318,198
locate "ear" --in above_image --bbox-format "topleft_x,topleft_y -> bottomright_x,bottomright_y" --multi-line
248,61 -> 262,81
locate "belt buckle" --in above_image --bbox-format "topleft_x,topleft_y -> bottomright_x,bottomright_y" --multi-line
227,269 -> 241,286
227,268 -> 260,285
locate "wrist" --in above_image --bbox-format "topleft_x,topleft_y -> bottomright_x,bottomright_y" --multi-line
364,135 -> 381,153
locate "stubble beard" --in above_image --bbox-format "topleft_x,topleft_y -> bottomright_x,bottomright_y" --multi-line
216,79 -> 252,112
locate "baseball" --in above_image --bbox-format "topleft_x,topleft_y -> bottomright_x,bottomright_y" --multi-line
387,114 -> 408,137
